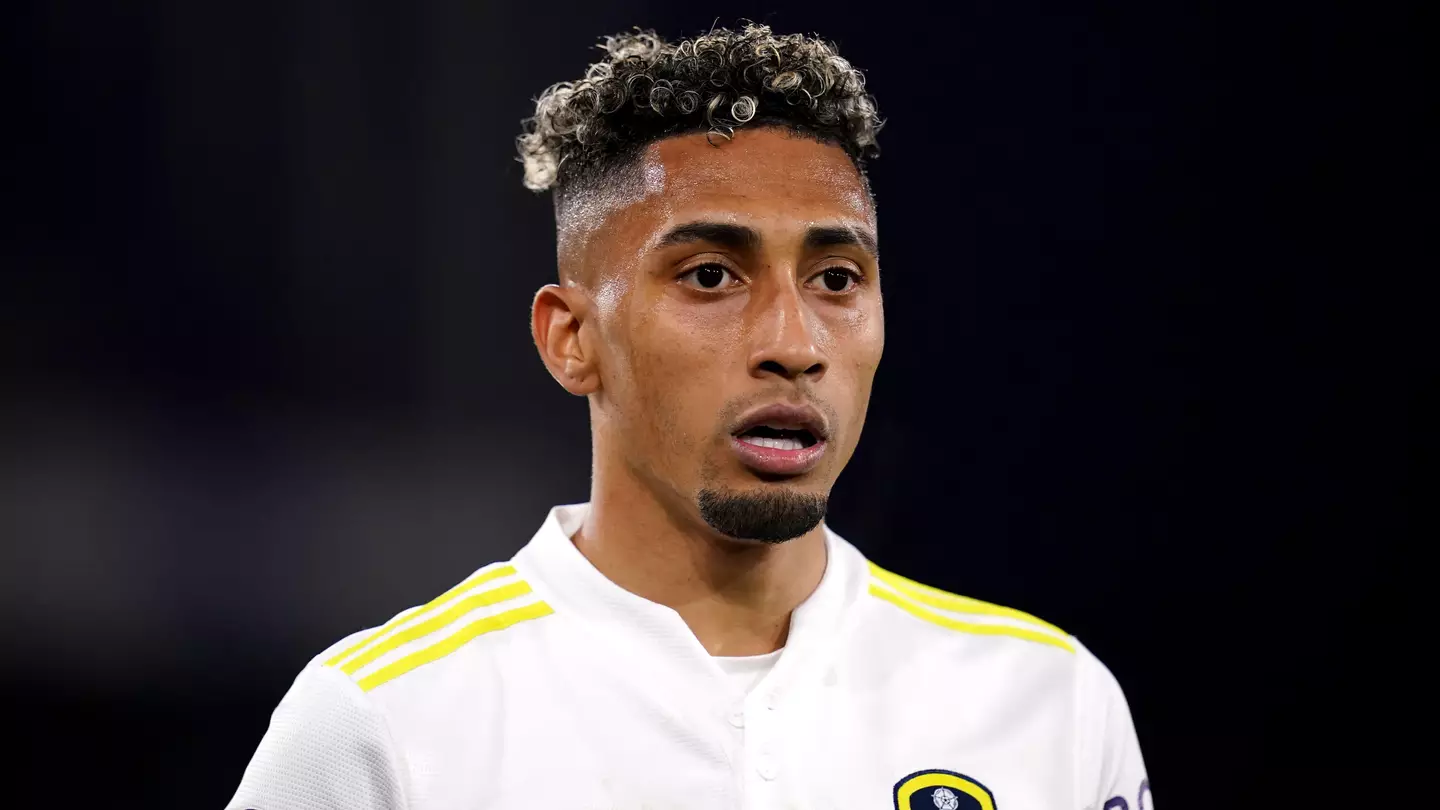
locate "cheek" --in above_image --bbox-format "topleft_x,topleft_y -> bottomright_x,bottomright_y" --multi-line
860,307 -> 885,379
630,298 -> 738,381
620,299 -> 743,448
823,304 -> 884,440
824,301 -> 885,378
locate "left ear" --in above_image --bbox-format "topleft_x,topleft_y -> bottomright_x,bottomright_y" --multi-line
531,283 -> 600,396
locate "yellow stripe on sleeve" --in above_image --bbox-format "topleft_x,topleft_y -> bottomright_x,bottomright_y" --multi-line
868,561 -> 1067,636
869,584 -> 1075,654
323,563 -> 517,668
358,601 -> 555,692
340,580 -> 533,675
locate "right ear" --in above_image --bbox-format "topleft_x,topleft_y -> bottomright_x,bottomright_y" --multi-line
531,283 -> 600,396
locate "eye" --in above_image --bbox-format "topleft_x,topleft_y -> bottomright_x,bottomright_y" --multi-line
811,267 -> 861,294
678,263 -> 739,291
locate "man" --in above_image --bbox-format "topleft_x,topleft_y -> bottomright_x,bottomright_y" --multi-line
229,23 -> 1151,810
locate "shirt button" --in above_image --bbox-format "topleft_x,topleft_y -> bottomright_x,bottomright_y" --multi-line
727,709 -> 745,728
764,691 -> 780,710
756,753 -> 779,781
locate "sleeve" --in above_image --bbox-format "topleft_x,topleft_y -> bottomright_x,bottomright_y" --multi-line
226,662 -> 409,810
1076,644 -> 1153,810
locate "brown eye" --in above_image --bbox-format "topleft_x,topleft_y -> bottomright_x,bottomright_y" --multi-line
696,266 -> 726,288
819,268 -> 859,293
680,263 -> 737,291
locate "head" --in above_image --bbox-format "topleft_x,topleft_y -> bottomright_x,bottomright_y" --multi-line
524,24 -> 885,544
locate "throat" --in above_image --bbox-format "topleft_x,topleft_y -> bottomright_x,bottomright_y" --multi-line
690,608 -> 792,657
571,498 -> 828,656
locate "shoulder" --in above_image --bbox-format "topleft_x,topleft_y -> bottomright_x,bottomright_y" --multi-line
228,649 -> 409,809
859,558 -> 1079,658
318,559 -> 557,696
846,553 -> 1140,711
853,558 -> 1143,734
229,560 -> 556,809
856,557 -> 1140,706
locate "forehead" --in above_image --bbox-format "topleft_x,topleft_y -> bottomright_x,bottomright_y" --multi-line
559,127 -> 875,276
641,127 -> 874,225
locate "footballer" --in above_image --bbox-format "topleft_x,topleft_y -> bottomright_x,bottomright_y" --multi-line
230,23 -> 1152,810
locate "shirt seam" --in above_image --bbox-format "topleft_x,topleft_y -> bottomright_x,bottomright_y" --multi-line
314,662 -> 412,810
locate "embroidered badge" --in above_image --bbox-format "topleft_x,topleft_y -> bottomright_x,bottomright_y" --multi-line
893,770 -> 996,810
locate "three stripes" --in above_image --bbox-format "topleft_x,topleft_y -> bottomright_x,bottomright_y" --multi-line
867,562 -> 1076,653
324,562 -> 554,692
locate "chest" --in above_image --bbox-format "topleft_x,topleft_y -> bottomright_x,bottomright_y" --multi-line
392,641 -> 1081,810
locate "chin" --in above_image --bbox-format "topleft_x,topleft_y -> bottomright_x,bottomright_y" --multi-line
695,484 -> 829,544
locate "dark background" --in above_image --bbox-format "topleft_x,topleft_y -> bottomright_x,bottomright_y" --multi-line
3,1 -> 1422,807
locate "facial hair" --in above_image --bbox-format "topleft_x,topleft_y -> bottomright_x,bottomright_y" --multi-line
696,487 -> 828,543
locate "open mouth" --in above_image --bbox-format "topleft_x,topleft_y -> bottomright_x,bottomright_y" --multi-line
728,403 -> 829,476
734,424 -> 820,451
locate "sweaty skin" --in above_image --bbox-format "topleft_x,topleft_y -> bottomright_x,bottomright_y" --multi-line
531,127 -> 884,656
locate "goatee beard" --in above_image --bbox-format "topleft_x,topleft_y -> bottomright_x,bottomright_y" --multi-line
696,488 -> 828,543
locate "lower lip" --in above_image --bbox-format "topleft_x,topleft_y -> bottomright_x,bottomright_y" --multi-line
729,436 -> 828,476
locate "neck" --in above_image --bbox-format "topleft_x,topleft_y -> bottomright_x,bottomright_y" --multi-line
574,457 -> 828,657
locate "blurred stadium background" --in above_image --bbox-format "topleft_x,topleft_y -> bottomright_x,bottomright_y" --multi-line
2,1 -> 1419,806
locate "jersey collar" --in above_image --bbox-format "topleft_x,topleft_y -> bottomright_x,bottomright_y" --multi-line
514,502 -> 866,695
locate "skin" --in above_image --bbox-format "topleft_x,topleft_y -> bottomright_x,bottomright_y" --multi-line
531,126 -> 884,656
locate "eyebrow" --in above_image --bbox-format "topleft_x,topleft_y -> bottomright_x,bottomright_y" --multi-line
655,222 -> 761,253
655,221 -> 879,259
804,225 -> 879,260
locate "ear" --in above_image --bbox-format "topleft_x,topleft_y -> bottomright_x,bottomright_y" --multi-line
532,283 -> 600,396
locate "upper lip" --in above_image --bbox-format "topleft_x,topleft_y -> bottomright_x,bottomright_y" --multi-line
731,402 -> 830,441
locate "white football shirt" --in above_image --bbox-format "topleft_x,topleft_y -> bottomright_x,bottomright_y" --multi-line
229,503 -> 1152,810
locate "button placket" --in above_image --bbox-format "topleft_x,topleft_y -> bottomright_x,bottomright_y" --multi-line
727,705 -> 746,728
744,690 -> 782,789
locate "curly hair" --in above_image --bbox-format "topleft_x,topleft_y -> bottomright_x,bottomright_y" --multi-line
517,23 -> 883,206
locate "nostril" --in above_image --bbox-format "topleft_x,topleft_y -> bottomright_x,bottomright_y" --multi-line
757,360 -> 788,376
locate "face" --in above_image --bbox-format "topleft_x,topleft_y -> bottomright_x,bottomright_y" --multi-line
537,127 -> 884,542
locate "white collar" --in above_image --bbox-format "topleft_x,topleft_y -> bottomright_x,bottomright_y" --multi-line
514,502 -> 867,702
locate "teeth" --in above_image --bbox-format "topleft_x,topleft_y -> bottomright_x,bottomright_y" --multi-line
740,436 -> 805,451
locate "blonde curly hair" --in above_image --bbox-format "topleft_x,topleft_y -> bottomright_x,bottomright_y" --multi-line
517,23 -> 883,199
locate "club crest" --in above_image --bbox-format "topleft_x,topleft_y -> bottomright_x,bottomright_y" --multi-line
893,770 -> 996,810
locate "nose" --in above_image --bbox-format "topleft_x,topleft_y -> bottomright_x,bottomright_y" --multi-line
748,281 -> 827,382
